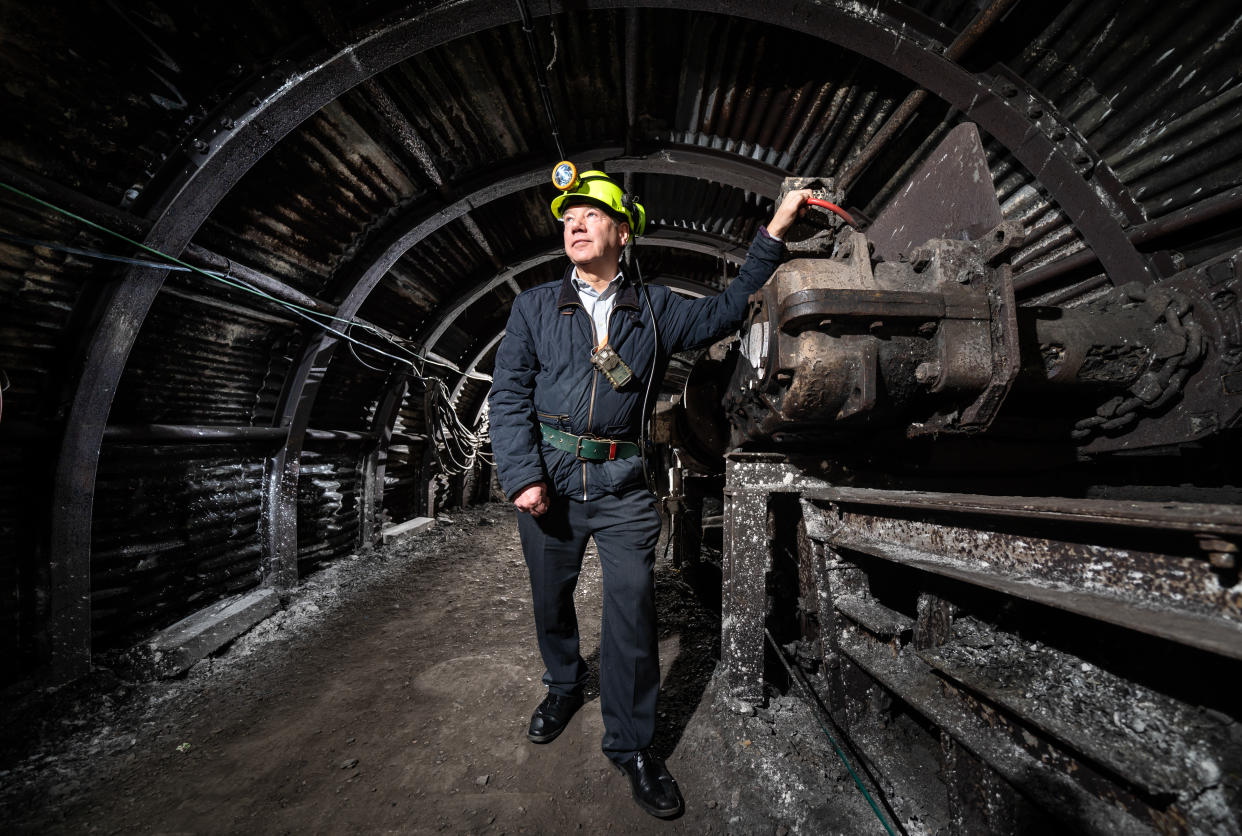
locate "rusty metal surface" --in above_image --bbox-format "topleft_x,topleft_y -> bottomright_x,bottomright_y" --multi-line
919,620 -> 1223,799
811,500 -> 1242,662
720,482 -> 773,703
720,453 -> 830,705
725,171 -> 1024,446
833,629 -> 1162,834
799,485 -> 1242,535
719,152 -> 1237,461
718,452 -> 1240,831
808,510 -> 1159,833
1080,250 -> 1242,453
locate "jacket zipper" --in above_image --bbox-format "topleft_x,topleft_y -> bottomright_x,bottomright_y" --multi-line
585,301 -> 601,501
583,367 -> 599,500
576,287 -> 629,501
582,302 -> 628,500
582,299 -> 610,501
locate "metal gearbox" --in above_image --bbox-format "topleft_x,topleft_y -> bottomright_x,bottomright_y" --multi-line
725,219 -> 1026,447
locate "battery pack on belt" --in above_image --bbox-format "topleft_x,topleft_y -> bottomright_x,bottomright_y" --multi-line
540,423 -> 641,462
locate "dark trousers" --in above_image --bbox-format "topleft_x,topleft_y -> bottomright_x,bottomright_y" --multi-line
517,489 -> 663,762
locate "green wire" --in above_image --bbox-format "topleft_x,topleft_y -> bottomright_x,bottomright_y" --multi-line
810,707 -> 898,836
1,176 -> 496,473
0,179 -> 442,372
764,629 -> 898,836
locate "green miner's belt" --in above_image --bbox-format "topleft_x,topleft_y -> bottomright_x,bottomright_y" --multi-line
540,423 -> 640,462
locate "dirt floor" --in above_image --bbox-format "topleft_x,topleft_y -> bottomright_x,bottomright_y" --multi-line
1,504 -> 889,835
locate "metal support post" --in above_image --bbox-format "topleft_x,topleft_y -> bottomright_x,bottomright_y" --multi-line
721,480 -> 770,703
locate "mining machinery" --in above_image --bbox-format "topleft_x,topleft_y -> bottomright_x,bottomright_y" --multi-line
659,124 -> 1242,834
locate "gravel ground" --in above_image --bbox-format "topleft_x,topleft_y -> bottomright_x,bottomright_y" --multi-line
1,503 -> 887,835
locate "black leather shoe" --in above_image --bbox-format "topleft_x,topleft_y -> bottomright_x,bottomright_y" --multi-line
616,749 -> 685,818
527,693 -> 583,743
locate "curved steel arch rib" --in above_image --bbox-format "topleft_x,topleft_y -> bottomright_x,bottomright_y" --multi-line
49,0 -> 1153,683
418,250 -> 562,349
338,145 -> 781,315
450,331 -> 508,406
639,228 -> 750,266
645,276 -> 710,299
418,228 -> 746,352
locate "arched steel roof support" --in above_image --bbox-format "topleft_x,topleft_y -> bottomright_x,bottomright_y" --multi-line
46,0 -> 1155,684
47,0 -> 518,684
358,370 -> 409,548
333,145 -> 782,317
643,277 -> 710,299
449,331 -> 508,407
417,228 -> 747,351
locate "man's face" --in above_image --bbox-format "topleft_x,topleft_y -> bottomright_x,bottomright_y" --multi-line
561,204 -> 629,272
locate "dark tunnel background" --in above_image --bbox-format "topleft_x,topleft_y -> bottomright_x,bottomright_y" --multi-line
1,1 -> 1241,828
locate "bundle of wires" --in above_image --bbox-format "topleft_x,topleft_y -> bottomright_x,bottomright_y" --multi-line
0,180 -> 492,476
424,376 -> 491,475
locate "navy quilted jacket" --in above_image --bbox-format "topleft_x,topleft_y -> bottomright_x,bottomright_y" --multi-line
488,230 -> 784,501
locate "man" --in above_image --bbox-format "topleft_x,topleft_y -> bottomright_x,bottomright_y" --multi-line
488,168 -> 810,818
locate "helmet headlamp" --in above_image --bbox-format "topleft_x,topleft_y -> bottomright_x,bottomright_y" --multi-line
548,163 -> 647,236
551,160 -> 578,191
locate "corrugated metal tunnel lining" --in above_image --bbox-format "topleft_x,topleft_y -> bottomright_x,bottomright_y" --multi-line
1,0 -> 1240,831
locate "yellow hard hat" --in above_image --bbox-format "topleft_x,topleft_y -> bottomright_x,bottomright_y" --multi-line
549,166 -> 647,235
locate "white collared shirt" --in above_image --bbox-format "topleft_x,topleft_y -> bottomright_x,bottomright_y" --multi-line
571,268 -> 623,347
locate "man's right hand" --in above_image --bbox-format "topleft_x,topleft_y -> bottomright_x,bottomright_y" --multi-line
514,481 -> 550,517
767,189 -> 815,240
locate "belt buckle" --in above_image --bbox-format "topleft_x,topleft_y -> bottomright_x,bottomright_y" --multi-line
574,434 -> 592,462
574,433 -> 617,462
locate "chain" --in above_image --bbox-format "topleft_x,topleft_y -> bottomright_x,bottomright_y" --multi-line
1072,285 -> 1205,440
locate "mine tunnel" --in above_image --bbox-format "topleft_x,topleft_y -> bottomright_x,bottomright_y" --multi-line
2,0 -> 1240,832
